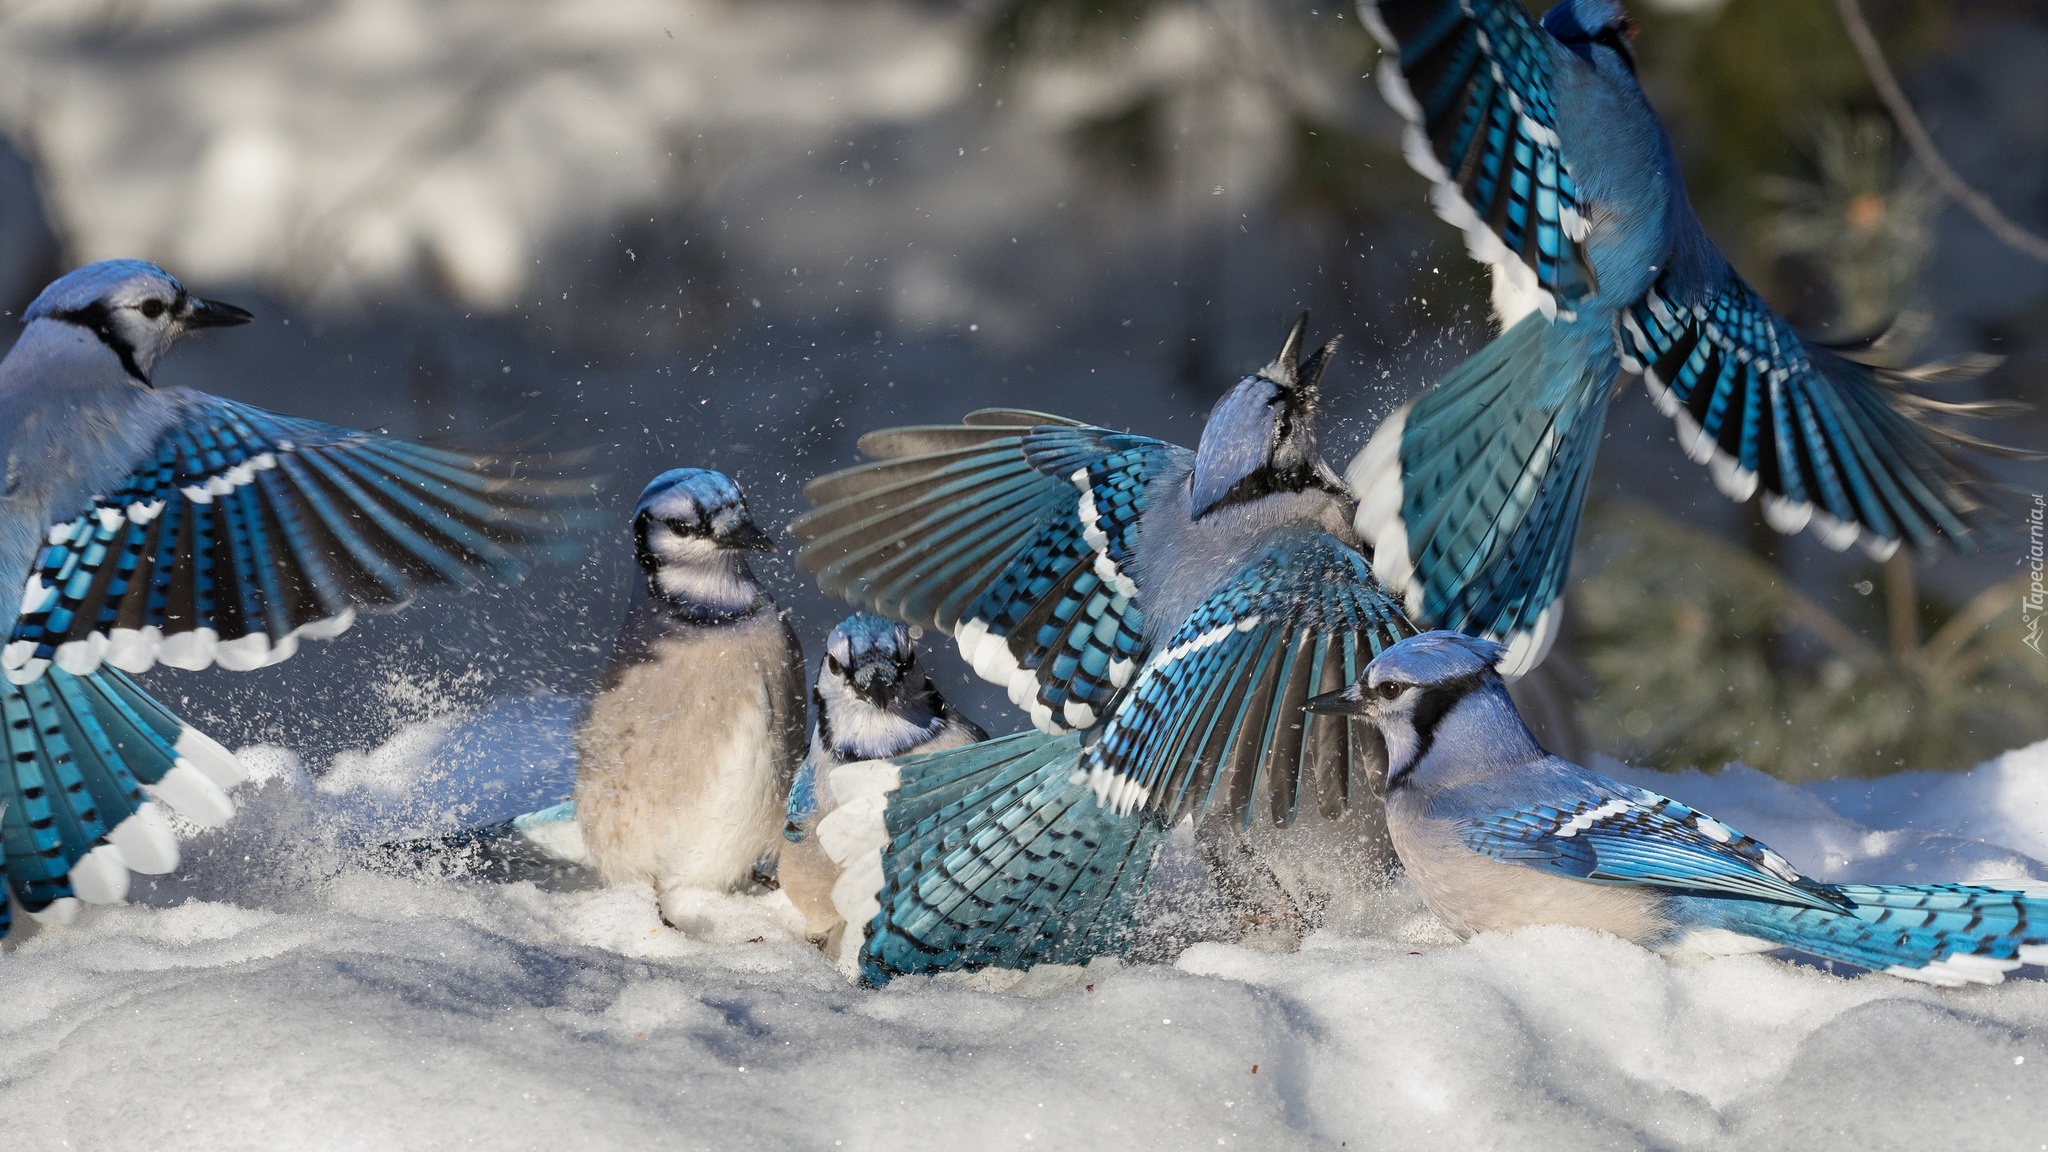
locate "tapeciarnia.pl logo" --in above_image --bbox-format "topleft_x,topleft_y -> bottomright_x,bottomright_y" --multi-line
2027,493 -> 2045,655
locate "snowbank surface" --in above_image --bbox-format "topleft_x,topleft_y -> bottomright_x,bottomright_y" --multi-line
5,707 -> 2048,1151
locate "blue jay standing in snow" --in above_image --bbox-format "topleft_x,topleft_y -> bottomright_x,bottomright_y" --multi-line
1308,631 -> 2048,986
779,613 -> 985,958
383,469 -> 806,918
1347,0 -> 2015,676
566,469 -> 807,919
793,317 -> 1414,983
0,259 -> 567,936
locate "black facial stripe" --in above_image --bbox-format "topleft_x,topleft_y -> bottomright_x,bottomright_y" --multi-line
1203,395 -> 1339,514
1406,672 -> 1487,772
47,302 -> 148,385
1594,28 -> 1637,74
812,684 -> 835,752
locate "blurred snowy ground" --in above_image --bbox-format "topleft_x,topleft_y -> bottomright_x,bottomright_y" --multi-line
2,710 -> 2046,1149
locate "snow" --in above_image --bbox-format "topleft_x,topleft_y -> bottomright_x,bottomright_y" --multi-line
6,714 -> 2048,1149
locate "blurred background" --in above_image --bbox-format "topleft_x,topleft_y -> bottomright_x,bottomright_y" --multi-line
0,0 -> 2040,786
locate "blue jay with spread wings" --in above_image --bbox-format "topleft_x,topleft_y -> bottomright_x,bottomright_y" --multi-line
0,259 -> 572,935
1347,0 -> 2016,675
779,613 -> 985,960
1309,630 -> 2048,986
791,317 -> 1414,983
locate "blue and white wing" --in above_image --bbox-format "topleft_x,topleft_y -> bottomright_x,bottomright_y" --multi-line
1619,265 -> 2001,558
1,667 -> 246,934
795,411 -> 1177,733
1363,0 -> 1596,318
6,393 -> 574,682
1459,774 -> 1846,911
1085,533 -> 1415,828
1349,314 -> 1611,676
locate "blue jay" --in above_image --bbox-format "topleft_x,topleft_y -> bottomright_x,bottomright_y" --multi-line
793,317 -> 1415,983
779,613 -> 985,958
0,260 -> 566,936
563,469 -> 807,919
1347,0 -> 2013,675
1308,630 -> 2048,986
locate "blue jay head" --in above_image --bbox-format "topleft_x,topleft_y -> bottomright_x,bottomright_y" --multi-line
1188,313 -> 1344,520
24,260 -> 253,384
1542,0 -> 1639,74
821,613 -> 921,709
633,468 -> 775,589
1306,630 -> 1509,784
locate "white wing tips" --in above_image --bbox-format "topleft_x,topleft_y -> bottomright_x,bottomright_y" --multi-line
148,762 -> 236,828
817,759 -> 903,977
69,843 -> 131,904
9,608 -> 359,679
1493,601 -> 1563,681
1347,404 -> 1425,618
105,803 -> 180,874
1642,369 -> 1905,562
175,727 -> 250,790
956,617 -> 1066,736
1886,953 -> 2022,987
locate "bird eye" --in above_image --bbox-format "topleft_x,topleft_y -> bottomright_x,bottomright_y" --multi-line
139,299 -> 165,319
827,656 -> 844,674
1376,682 -> 1405,702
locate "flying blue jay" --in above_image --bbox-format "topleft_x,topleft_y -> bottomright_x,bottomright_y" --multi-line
779,613 -> 985,958
1308,630 -> 2048,985
0,260 -> 567,936
793,317 -> 1414,984
1347,0 -> 2015,676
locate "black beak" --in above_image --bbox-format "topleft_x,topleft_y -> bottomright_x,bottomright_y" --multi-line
717,519 -> 777,552
850,659 -> 904,703
184,297 -> 254,330
1304,684 -> 1372,716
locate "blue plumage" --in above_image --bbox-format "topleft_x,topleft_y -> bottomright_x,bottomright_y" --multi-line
799,412 -> 1171,733
799,318 -> 1414,982
0,261 -> 574,684
784,612 -> 986,841
0,666 -> 245,934
0,259 -> 575,931
1309,630 -> 2048,985
1352,0 -> 2011,673
856,731 -> 1168,985
780,612 -> 985,955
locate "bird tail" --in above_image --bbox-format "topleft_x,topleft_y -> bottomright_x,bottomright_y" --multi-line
1348,315 -> 1612,676
1702,883 -> 2048,986
820,730 -> 1169,986
369,801 -> 597,888
0,667 -> 246,934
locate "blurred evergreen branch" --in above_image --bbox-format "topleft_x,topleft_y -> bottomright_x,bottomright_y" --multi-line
1569,501 -> 2048,782
1758,111 -> 1937,336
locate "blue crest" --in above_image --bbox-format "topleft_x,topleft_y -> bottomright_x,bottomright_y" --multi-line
1188,375 -> 1282,519
1541,0 -> 1630,64
24,260 -> 183,321
636,468 -> 747,525
826,613 -> 914,668
1368,630 -> 1509,688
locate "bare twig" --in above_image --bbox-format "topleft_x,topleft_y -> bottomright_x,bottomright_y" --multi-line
1837,0 -> 2048,264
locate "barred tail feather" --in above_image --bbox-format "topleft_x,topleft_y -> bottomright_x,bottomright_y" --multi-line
368,801 -> 596,887
820,731 -> 1168,985
0,668 -> 245,933
1705,883 -> 2048,986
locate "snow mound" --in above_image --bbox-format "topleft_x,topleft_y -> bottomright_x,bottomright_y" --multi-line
4,723 -> 2048,1150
